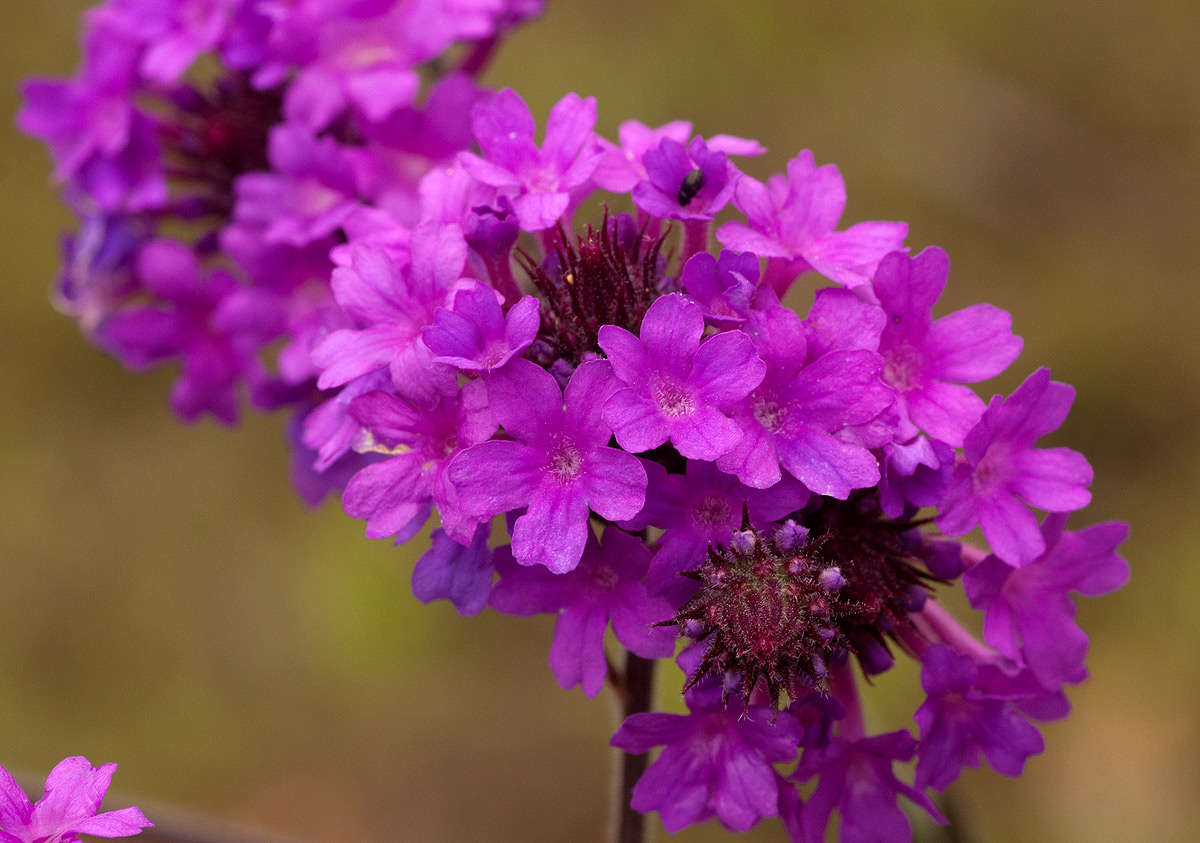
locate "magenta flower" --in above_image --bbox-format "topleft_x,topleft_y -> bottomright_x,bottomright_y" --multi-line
794,731 -> 943,843
301,370 -> 390,473
233,126 -> 362,248
459,89 -> 602,231
18,24 -> 164,213
678,250 -> 758,327
599,293 -> 766,460
343,379 -> 497,543
913,645 -> 1045,791
593,119 -> 763,194
99,239 -> 281,424
611,688 -> 802,833
100,0 -> 236,83
632,136 -> 741,221
635,459 -> 750,598
717,319 -> 894,495
422,284 -> 540,373
312,224 -> 468,390
287,407 -> 374,507
717,150 -> 907,293
0,756 -> 151,842
591,119 -> 692,193
449,358 -> 647,573
490,527 -> 675,696
873,247 -> 1023,446
878,435 -> 955,519
800,285 -> 885,359
962,513 -> 1129,689
17,22 -> 141,185
936,368 -> 1094,566
632,460 -> 809,602
279,6 -> 444,130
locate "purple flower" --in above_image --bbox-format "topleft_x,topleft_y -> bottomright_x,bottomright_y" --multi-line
312,224 -> 468,391
18,24 -> 166,213
417,161 -> 496,230
593,119 -> 763,194
422,283 -> 540,372
632,136 -> 741,221
364,71 -> 484,162
962,513 -> 1129,689
343,379 -> 497,543
592,119 -> 692,193
280,6 -> 444,130
873,248 -> 1022,446
17,23 -> 141,185
793,731 -> 943,843
678,250 -> 759,328
462,196 -> 523,302
800,286 -> 885,361
878,435 -> 955,519
0,756 -> 151,842
788,692 -> 846,751
412,524 -> 495,617
636,459 -> 750,598
611,693 -> 802,832
632,460 -> 808,603
233,126 -> 362,247
287,406 -> 375,507
99,239 -> 280,424
100,0 -> 237,83
936,368 -> 1094,567
301,370 -> 391,473
490,527 -> 675,696
448,358 -> 647,573
598,293 -> 766,460
717,308 -> 894,495
913,645 -> 1045,791
459,89 -> 602,231
716,150 -> 907,293
53,211 -> 145,334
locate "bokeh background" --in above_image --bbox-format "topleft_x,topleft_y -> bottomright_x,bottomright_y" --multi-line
1,1 -> 1197,840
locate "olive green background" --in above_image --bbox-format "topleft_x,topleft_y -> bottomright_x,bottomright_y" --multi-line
1,2 -> 1196,840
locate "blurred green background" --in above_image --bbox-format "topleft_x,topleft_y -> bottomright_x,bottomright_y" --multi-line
1,1 -> 1196,840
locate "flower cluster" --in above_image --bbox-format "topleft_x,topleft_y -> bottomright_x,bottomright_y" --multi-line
20,0 -> 543,501
24,5 -> 1129,841
0,756 -> 151,842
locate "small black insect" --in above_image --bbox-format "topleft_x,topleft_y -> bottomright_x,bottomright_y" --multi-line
676,167 -> 706,206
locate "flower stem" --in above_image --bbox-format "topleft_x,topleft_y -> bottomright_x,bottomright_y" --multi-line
457,36 -> 499,77
937,788 -> 975,843
680,219 -> 710,265
614,651 -> 656,843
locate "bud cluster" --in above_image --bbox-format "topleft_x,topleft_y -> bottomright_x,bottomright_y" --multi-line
672,499 -> 935,709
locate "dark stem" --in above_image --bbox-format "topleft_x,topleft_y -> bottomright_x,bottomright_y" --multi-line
614,652 -> 656,843
457,36 -> 499,77
935,788 -> 973,843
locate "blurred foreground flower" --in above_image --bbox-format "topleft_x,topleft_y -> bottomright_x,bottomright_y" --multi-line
0,757 -> 151,842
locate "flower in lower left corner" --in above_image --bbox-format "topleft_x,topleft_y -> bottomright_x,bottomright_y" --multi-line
0,756 -> 151,842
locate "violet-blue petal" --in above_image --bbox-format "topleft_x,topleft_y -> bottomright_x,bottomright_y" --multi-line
412,525 -> 494,616
549,603 -> 610,696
